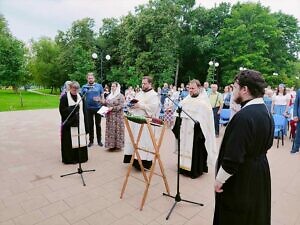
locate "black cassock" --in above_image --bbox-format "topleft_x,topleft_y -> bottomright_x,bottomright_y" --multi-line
59,93 -> 89,164
214,103 -> 274,225
172,118 -> 208,179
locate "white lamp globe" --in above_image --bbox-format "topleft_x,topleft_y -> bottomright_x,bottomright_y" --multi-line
215,62 -> 219,67
92,53 -> 98,59
105,55 -> 111,60
209,61 -> 214,66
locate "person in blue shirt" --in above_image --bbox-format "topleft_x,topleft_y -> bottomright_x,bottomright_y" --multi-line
81,72 -> 104,147
179,83 -> 189,100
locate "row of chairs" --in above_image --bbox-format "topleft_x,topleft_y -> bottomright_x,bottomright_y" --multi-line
218,108 -> 286,149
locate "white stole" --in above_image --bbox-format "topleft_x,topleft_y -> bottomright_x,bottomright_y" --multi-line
124,89 -> 160,160
177,94 -> 218,169
67,92 -> 87,148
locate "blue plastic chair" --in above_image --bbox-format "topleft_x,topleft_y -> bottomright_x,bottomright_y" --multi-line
285,105 -> 293,133
219,109 -> 231,126
273,114 -> 286,148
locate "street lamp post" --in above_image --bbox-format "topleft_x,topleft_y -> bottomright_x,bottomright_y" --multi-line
91,52 -> 111,82
208,60 -> 219,84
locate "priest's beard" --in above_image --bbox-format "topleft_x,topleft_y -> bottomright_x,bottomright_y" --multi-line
191,92 -> 199,97
142,87 -> 151,92
234,95 -> 243,104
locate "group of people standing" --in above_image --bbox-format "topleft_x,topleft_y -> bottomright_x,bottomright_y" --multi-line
59,72 -> 125,164
58,69 -> 276,225
261,83 -> 300,155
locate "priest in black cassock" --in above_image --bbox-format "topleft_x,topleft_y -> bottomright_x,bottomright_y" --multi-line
59,81 -> 89,164
213,70 -> 274,225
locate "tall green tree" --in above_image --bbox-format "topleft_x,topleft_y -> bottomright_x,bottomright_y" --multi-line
215,2 -> 299,87
182,2 -> 231,84
266,12 -> 300,85
29,37 -> 65,92
95,18 -> 121,84
0,15 -> 27,89
55,18 -> 96,85
100,0 -> 182,88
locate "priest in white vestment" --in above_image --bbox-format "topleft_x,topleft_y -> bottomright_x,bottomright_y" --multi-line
173,79 -> 217,178
123,76 -> 160,169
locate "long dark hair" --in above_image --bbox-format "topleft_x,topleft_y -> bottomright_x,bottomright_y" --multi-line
276,85 -> 286,96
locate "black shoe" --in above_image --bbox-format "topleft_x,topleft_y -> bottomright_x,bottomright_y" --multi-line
123,155 -> 132,163
290,149 -> 299,154
133,159 -> 152,171
98,142 -> 103,147
88,142 -> 93,147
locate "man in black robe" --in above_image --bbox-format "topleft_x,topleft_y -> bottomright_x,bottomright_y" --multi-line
213,70 -> 274,225
59,81 -> 89,164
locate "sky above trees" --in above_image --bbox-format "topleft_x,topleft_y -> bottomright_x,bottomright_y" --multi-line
0,0 -> 299,43
1,1 -> 299,90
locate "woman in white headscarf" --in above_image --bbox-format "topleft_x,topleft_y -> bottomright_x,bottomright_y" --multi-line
104,82 -> 125,150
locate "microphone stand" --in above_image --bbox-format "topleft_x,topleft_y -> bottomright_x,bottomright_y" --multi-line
60,89 -> 95,186
162,93 -> 203,220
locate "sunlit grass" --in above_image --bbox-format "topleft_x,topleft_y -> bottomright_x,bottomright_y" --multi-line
0,90 -> 59,112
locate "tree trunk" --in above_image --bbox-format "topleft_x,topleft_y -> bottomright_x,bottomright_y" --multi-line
19,90 -> 24,107
175,59 -> 179,87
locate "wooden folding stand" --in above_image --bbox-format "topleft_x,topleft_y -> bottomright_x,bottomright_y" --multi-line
120,116 -> 170,210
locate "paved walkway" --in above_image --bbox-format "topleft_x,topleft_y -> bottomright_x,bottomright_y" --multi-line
27,89 -> 57,96
0,109 -> 300,225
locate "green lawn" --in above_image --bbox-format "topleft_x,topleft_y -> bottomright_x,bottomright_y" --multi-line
0,90 -> 60,112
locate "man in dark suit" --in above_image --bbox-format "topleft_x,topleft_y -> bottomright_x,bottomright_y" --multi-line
291,89 -> 300,153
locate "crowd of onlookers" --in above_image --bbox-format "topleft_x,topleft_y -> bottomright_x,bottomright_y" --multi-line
117,81 -> 296,138
60,76 -> 297,153
263,84 -> 296,139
